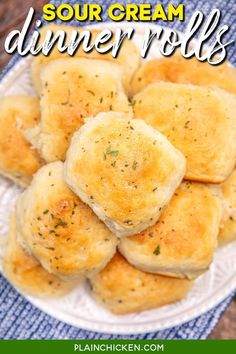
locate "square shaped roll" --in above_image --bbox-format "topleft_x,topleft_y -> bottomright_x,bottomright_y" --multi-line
89,252 -> 193,314
27,57 -> 132,163
64,112 -> 186,237
0,96 -> 43,186
130,55 -> 236,96
134,82 -> 236,183
16,162 -> 117,280
3,214 -> 79,297
219,169 -> 236,245
31,24 -> 140,96
119,182 -> 222,279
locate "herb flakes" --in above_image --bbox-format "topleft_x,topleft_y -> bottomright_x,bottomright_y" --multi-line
132,161 -> 138,170
153,245 -> 161,256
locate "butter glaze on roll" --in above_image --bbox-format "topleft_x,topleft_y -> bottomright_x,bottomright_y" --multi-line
130,55 -> 236,96
119,182 -> 222,279
16,162 -> 117,280
64,112 -> 186,237
0,96 -> 43,187
89,252 -> 193,314
134,82 -> 236,183
27,58 -> 132,163
31,24 -> 140,95
3,214 -> 79,297
219,169 -> 236,245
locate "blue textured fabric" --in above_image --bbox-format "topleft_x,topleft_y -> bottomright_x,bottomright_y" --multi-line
0,0 -> 236,340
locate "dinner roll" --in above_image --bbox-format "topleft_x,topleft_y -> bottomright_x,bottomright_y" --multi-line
119,182 -> 221,279
31,24 -> 140,95
27,58 -> 132,162
130,55 -> 236,96
134,82 -> 236,183
218,169 -> 236,245
64,112 -> 186,237
89,252 -> 193,314
16,161 -> 117,280
3,214 -> 78,297
0,96 -> 43,187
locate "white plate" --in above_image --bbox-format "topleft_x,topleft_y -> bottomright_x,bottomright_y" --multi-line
0,22 -> 235,335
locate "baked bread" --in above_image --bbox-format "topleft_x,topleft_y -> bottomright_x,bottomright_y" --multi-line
218,169 -> 236,245
27,57 -> 132,162
3,213 -> 79,297
119,182 -> 221,279
31,24 -> 140,95
16,161 -> 117,279
134,82 -> 236,183
130,55 -> 236,96
0,96 -> 43,187
89,252 -> 193,314
64,112 -> 186,237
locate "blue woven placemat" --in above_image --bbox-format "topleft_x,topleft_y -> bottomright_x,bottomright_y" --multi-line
0,0 -> 236,340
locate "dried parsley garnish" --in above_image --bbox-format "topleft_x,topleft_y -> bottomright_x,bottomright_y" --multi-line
153,245 -> 161,255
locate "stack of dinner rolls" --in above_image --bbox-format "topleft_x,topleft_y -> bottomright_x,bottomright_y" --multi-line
1,25 -> 236,315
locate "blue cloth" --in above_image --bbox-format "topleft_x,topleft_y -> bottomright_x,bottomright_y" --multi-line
0,0 -> 236,340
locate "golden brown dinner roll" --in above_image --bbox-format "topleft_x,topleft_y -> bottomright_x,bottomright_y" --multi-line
16,161 -> 117,280
218,169 -> 236,245
89,252 -> 193,314
119,182 -> 221,279
3,213 -> 79,297
31,24 -> 140,95
27,57 -> 132,162
134,82 -> 236,183
64,112 -> 186,237
130,55 -> 236,96
0,96 -> 43,187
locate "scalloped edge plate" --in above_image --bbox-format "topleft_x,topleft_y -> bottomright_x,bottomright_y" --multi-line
0,22 -> 235,335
